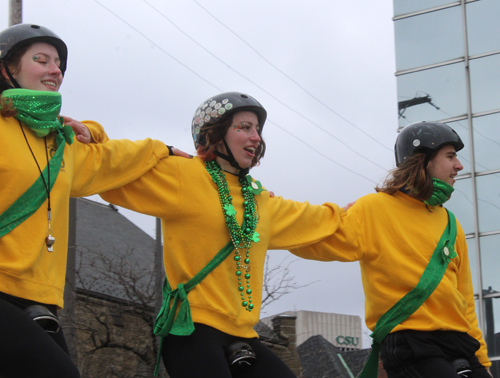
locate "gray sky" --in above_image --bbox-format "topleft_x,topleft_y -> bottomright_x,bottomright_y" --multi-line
1,0 -> 399,346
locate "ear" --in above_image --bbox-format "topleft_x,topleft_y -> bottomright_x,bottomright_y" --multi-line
0,63 -> 9,80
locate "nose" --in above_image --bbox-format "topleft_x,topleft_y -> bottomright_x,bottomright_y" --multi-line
250,128 -> 261,142
48,62 -> 62,77
455,158 -> 464,172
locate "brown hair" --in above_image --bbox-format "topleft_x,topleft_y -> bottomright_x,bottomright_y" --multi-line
0,42 -> 32,116
375,152 -> 436,201
196,111 -> 266,168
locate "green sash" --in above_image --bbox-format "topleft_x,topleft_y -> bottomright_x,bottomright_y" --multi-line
359,209 -> 457,378
0,127 -> 68,237
152,226 -> 246,375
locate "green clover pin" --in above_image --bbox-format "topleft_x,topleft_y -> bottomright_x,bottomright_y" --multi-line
224,204 -> 237,216
251,231 -> 260,243
442,241 -> 457,264
245,175 -> 265,195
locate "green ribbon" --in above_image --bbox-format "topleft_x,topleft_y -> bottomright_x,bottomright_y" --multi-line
0,89 -> 74,237
152,234 -> 242,376
359,209 -> 457,378
424,178 -> 454,207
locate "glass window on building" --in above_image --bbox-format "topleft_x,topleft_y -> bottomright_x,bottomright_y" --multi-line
482,294 -> 500,360
470,54 -> 500,114
394,6 -> 463,71
477,173 -> 500,234
447,178 -> 475,235
473,113 -> 500,173
479,234 -> 500,364
466,237 -> 479,293
397,63 -> 466,127
394,0 -> 457,17
466,0 -> 500,56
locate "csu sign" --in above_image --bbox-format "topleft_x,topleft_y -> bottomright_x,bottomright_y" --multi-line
335,335 -> 359,347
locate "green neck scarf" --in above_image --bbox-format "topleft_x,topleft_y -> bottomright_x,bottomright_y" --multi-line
0,89 -> 74,238
424,178 -> 454,207
1,88 -> 74,142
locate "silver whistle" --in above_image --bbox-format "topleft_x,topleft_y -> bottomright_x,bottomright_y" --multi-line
46,235 -> 55,252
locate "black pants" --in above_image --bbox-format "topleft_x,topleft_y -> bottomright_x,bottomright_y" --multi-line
161,323 -> 297,378
380,330 -> 490,378
0,292 -> 80,378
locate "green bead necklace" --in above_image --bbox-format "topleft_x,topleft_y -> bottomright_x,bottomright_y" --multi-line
206,160 -> 259,312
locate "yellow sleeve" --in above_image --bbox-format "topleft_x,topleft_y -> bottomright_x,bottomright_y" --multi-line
457,234 -> 491,367
83,120 -> 110,143
288,203 -> 365,262
69,121 -> 170,197
99,157 -> 181,219
265,195 -> 343,250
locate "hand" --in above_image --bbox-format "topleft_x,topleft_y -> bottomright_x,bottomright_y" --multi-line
171,147 -> 192,159
269,191 -> 275,198
342,201 -> 356,211
61,116 -> 94,143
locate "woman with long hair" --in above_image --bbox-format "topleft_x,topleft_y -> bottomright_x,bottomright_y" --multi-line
292,121 -> 491,377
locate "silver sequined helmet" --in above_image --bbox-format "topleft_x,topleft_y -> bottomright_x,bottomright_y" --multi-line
191,92 -> 267,148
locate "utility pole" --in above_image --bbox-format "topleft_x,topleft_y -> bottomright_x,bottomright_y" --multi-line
9,0 -> 22,26
61,198 -> 78,363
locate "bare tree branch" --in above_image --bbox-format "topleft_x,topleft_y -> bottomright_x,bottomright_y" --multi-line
261,254 -> 319,310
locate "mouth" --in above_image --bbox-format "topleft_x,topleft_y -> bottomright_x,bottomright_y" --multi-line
244,146 -> 256,156
42,80 -> 57,88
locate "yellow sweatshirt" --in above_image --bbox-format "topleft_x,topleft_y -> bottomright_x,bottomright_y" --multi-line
101,156 -> 342,338
291,190 -> 490,367
0,116 -> 169,308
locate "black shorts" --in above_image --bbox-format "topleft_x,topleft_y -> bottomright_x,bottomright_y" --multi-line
0,291 -> 80,378
380,330 -> 490,378
161,323 -> 297,378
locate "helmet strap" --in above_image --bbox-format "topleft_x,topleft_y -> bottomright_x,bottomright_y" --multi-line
213,130 -> 250,178
3,64 -> 21,89
424,178 -> 454,206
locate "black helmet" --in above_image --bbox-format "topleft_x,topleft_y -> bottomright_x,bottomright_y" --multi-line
191,92 -> 267,148
395,121 -> 464,167
0,24 -> 68,76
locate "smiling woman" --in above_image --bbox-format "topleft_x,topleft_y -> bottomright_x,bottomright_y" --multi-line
0,23 -> 171,378
13,43 -> 63,91
100,91 -> 346,378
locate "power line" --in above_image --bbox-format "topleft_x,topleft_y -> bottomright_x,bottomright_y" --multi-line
93,0 -> 223,93
192,0 -> 393,152
93,0 -> 387,184
268,120 -> 378,184
140,0 -> 388,172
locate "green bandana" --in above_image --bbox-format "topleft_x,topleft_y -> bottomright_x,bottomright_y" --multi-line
424,178 -> 454,206
1,88 -> 74,142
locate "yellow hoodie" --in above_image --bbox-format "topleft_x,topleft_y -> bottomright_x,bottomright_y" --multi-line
291,190 -> 490,367
0,116 -> 169,308
101,156 -> 342,338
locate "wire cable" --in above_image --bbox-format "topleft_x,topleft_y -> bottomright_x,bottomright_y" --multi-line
192,0 -> 392,152
140,0 -> 389,171
268,120 -> 378,184
93,0 -> 388,182
94,0 -> 223,93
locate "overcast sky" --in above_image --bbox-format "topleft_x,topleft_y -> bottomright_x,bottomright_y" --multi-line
1,0 -> 399,346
